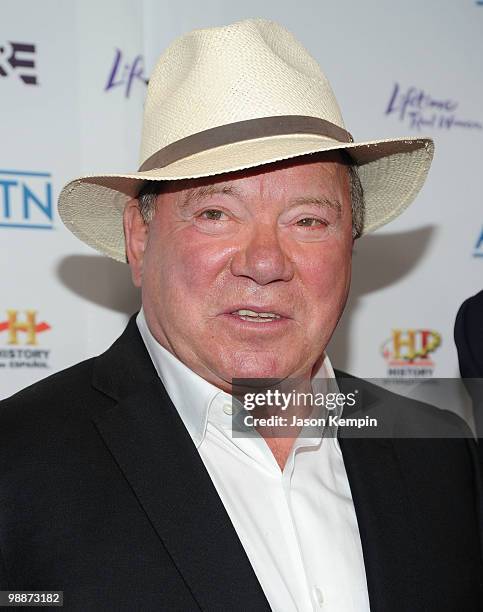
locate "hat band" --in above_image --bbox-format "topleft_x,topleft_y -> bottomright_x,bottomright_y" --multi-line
138,115 -> 353,172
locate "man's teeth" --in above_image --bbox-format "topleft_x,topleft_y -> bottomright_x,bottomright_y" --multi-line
232,309 -> 281,322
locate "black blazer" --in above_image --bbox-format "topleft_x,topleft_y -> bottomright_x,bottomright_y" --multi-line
455,289 -> 483,442
455,289 -> 483,380
0,316 -> 482,611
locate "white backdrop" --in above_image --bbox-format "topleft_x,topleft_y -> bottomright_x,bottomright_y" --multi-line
1,0 -> 482,399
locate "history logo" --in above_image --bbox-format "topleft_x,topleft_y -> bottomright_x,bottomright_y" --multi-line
381,329 -> 441,377
0,41 -> 37,85
0,310 -> 51,369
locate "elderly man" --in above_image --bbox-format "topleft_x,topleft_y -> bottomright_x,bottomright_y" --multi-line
0,19 -> 482,612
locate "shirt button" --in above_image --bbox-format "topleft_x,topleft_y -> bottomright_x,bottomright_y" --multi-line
312,586 -> 324,608
223,403 -> 233,415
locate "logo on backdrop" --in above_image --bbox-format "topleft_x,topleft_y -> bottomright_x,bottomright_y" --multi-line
105,48 -> 148,98
0,170 -> 54,230
0,42 -> 37,85
0,310 -> 51,369
385,83 -> 482,132
381,329 -> 441,377
474,227 -> 483,258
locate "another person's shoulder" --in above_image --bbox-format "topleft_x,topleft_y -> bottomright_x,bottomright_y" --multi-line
455,289 -> 483,380
456,289 -> 483,334
460,288 -> 483,311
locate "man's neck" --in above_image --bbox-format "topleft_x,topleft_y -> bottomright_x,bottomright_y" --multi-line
265,437 -> 294,471
252,377 -> 316,471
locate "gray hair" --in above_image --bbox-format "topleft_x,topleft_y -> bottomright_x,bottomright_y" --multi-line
345,159 -> 365,239
137,153 -> 365,238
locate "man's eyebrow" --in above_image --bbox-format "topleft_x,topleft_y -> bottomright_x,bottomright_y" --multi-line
289,196 -> 342,215
180,184 -> 241,208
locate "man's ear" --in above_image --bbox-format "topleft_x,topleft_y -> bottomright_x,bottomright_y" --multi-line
123,199 -> 148,288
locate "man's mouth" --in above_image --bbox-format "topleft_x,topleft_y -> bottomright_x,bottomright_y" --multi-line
230,309 -> 282,322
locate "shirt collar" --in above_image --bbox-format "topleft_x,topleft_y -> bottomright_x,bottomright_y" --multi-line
136,308 -> 338,448
137,308 -> 223,448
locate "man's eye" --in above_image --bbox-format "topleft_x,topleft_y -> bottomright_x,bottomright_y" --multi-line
295,218 -> 327,227
199,209 -> 226,221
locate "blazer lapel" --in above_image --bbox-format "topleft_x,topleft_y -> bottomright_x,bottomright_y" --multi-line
91,317 -> 270,611
336,375 -> 418,612
339,436 -> 419,612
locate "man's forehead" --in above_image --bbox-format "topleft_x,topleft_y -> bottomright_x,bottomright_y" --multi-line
161,151 -> 350,201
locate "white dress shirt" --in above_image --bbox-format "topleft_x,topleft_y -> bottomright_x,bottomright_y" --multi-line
136,309 -> 370,612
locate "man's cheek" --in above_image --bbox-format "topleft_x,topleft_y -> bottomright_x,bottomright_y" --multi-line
298,241 -> 349,272
176,243 -> 228,287
306,263 -> 348,300
178,259 -> 211,289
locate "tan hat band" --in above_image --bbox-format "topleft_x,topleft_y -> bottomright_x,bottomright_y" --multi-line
138,115 -> 354,172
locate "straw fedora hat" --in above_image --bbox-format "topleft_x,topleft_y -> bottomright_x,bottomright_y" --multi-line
58,18 -> 434,263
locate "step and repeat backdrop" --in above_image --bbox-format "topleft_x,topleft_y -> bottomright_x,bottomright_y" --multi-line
1,0 -> 482,399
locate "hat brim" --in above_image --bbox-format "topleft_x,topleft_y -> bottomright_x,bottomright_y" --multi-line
58,134 -> 433,262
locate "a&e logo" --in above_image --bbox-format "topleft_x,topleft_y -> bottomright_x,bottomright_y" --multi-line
0,41 -> 37,85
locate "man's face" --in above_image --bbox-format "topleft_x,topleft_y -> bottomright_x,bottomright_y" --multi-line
125,153 -> 354,391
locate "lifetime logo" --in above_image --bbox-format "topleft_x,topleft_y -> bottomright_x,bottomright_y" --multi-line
0,42 -> 37,85
385,83 -> 482,132
105,48 -> 148,98
0,170 -> 54,230
0,310 -> 51,346
381,329 -> 441,365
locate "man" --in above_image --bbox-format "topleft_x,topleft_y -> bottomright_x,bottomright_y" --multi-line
455,289 -> 483,468
0,18 -> 482,611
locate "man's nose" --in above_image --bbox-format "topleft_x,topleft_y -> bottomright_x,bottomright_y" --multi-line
230,223 -> 295,285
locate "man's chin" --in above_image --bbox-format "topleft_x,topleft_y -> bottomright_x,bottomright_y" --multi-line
218,361 -> 297,385
205,344 -> 310,387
